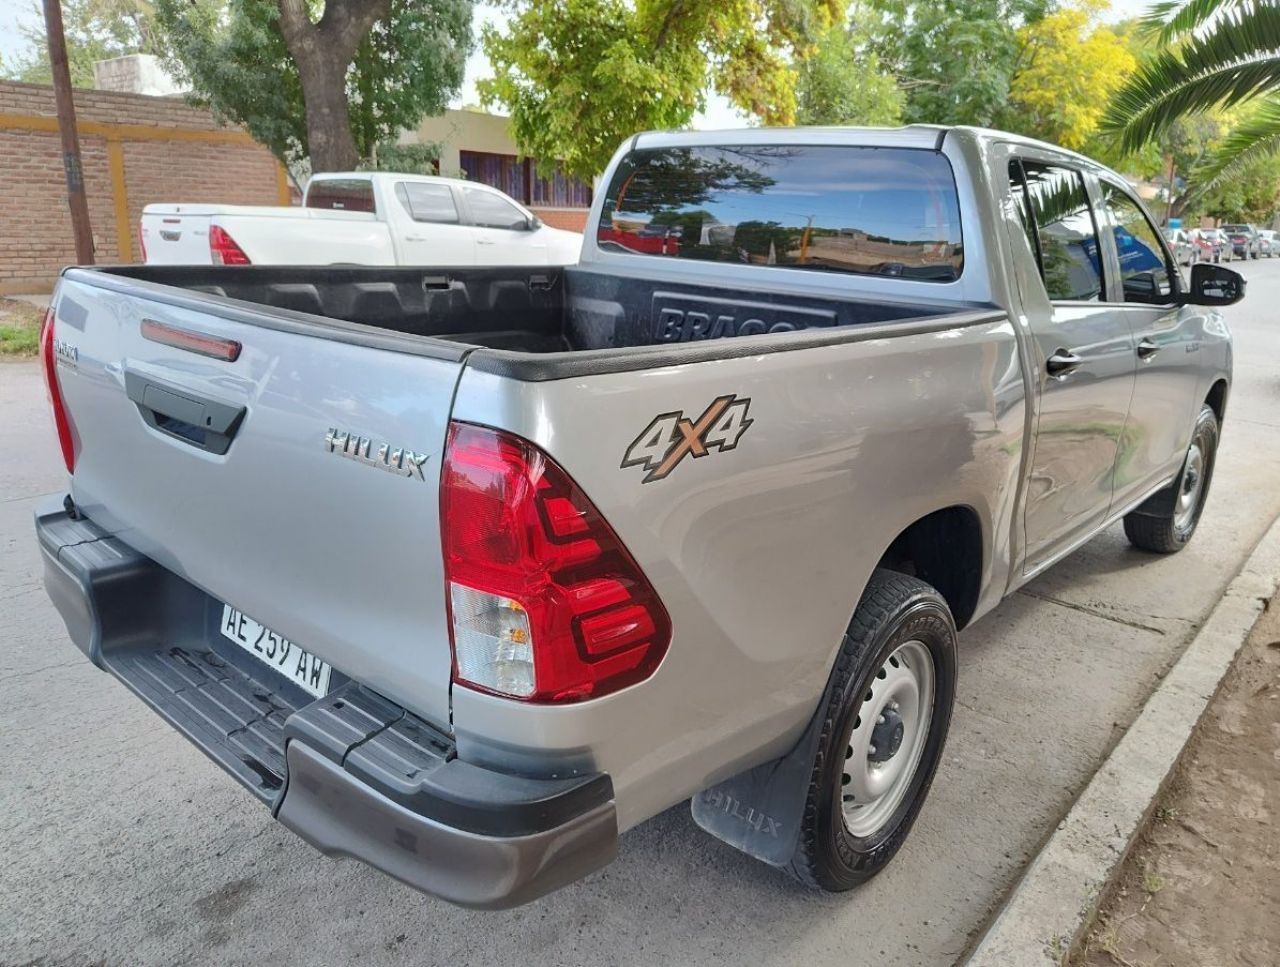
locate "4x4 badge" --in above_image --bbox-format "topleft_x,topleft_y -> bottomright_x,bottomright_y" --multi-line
622,395 -> 753,483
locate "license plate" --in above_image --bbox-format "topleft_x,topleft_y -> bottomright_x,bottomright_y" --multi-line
219,605 -> 332,698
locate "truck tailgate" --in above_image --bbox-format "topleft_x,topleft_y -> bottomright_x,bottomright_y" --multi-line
140,208 -> 214,265
50,271 -> 465,729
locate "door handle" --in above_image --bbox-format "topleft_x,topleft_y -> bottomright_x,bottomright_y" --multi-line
476,239 -> 495,246
124,369 -> 245,455
1136,338 -> 1160,361
1045,348 -> 1082,378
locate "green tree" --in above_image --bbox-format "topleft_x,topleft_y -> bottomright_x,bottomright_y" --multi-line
794,15 -> 903,126
479,0 -> 842,180
1006,0 -> 1137,149
1102,0 -> 1280,195
1,0 -> 161,87
868,0 -> 1053,127
155,0 -> 471,171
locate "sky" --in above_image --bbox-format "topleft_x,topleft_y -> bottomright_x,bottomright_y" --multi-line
3,0 -> 1159,130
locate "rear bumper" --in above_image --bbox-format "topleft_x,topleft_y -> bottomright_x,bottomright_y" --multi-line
35,498 -> 617,909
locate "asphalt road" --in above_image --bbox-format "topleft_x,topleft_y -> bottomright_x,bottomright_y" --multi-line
3,260 -> 1280,967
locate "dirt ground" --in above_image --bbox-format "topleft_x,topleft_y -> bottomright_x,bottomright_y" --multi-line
0,297 -> 43,357
1073,596 -> 1280,967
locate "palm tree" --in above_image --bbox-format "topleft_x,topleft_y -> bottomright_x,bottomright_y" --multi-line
1102,0 -> 1280,190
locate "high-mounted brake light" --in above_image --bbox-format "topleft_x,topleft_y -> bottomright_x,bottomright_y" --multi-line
441,422 -> 672,703
209,225 -> 251,265
39,304 -> 78,474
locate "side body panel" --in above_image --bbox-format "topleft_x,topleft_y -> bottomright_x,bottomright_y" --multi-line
214,208 -> 397,266
449,316 -> 1026,831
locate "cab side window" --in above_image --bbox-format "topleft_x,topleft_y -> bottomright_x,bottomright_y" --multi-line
463,187 -> 528,230
1100,184 -> 1175,305
1011,160 -> 1105,302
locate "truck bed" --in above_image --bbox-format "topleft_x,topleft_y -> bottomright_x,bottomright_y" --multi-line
94,264 -> 979,357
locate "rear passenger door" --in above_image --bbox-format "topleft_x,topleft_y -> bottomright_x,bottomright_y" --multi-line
390,181 -> 477,266
1008,157 -> 1138,569
1095,179 -> 1201,510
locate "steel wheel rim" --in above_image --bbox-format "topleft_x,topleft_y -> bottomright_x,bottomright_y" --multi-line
841,639 -> 935,838
1175,442 -> 1205,531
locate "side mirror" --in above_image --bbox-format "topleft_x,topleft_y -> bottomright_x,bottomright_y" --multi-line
527,215 -> 543,231
1184,262 -> 1246,306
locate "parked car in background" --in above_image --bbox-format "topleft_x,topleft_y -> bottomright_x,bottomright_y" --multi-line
1257,229 -> 1277,257
1194,228 -> 1226,263
1221,224 -> 1261,260
40,126 -> 1241,909
1165,228 -> 1197,266
140,173 -> 583,268
1167,229 -> 1192,266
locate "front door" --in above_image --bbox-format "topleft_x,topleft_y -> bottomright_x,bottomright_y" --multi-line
462,186 -> 549,265
1008,158 -> 1138,569
1095,180 -> 1202,510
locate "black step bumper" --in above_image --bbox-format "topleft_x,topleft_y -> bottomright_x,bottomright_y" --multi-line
35,498 -> 617,909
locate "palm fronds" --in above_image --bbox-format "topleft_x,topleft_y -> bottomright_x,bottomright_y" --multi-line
1187,95 -> 1280,195
1103,1 -> 1280,152
1140,0 -> 1247,45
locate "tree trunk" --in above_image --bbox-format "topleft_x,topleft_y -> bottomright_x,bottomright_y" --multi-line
276,0 -> 391,172
296,54 -> 360,172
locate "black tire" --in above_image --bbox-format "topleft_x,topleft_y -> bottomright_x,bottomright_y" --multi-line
1124,405 -> 1219,553
786,569 -> 957,891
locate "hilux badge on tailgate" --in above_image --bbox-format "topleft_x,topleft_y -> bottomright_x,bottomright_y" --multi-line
622,395 -> 753,483
325,428 -> 429,481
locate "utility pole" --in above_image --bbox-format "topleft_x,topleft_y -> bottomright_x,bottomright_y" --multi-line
43,0 -> 95,264
1163,153 -> 1177,229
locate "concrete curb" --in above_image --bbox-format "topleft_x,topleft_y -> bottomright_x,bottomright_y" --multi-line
964,514 -> 1280,967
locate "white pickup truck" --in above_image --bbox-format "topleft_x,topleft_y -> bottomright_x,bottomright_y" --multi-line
139,172 -> 583,267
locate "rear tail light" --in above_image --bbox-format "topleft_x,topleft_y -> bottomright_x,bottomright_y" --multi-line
441,422 -> 671,703
39,304 -> 78,474
209,225 -> 251,265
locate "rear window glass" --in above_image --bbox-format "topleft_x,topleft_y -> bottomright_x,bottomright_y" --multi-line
596,145 -> 963,282
306,179 -> 376,213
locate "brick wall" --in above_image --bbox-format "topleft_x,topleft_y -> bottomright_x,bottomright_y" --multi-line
0,80 -> 285,293
531,208 -> 589,233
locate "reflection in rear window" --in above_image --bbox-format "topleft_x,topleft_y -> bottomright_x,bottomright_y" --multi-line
596,145 -> 963,282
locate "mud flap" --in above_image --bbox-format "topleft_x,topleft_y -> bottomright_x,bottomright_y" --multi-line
690,678 -> 835,867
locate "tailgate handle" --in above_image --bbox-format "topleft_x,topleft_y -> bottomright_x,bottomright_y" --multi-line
124,370 -> 246,455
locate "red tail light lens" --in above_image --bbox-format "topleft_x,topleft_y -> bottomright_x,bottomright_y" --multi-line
209,225 -> 251,265
39,304 -> 78,474
441,422 -> 672,703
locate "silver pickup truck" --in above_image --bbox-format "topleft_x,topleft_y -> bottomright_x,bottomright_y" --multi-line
36,126 -> 1243,908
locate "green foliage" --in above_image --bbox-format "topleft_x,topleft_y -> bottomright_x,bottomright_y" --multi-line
1103,0 -> 1280,153
479,0 -> 841,179
0,0 -> 161,87
794,19 -> 903,126
359,141 -> 446,175
1006,1 -> 1137,149
154,0 -> 471,166
868,0 -> 1053,127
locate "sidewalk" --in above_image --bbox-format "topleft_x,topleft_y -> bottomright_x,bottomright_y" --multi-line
1072,596 -> 1280,966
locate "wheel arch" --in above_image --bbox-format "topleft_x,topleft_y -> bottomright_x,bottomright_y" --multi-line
875,505 -> 984,630
1205,378 -> 1229,423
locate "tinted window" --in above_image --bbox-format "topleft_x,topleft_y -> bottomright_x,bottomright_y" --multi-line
1008,160 -> 1039,264
396,182 -> 459,224
1019,161 -> 1103,301
463,187 -> 528,230
1101,183 -> 1174,304
305,179 -> 376,213
596,145 -> 964,282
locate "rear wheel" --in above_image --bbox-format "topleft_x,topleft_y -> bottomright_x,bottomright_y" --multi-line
1124,405 -> 1219,553
787,569 -> 957,890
